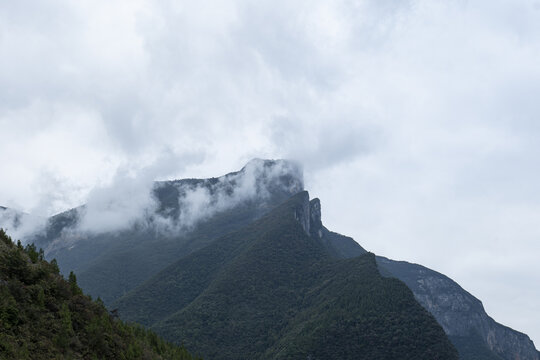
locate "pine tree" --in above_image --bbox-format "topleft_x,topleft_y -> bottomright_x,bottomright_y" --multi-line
68,271 -> 83,295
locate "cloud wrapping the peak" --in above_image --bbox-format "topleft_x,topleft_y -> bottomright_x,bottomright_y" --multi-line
76,151 -> 206,234
57,158 -> 302,236
161,159 -> 303,232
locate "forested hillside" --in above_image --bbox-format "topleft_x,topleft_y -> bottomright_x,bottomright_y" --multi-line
117,192 -> 458,360
0,229 -> 199,360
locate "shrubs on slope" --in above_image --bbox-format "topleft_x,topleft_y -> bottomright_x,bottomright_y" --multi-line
0,229 -> 199,360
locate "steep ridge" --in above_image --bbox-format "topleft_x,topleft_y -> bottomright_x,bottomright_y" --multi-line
376,257 -> 539,360
23,159 -> 304,304
116,192 -> 458,360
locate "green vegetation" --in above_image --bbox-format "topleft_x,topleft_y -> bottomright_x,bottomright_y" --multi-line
117,192 -> 458,359
0,228 -> 199,360
35,181 -> 294,305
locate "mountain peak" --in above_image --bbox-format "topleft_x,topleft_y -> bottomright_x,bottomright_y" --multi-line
241,157 -> 298,169
157,158 -> 303,203
238,158 -> 304,195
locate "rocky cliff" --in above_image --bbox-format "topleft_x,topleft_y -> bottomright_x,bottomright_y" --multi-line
377,257 -> 539,360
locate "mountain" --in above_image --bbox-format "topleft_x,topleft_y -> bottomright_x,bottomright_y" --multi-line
0,229 -> 198,360
7,158 -> 539,359
115,192 -> 458,360
26,159 -> 304,304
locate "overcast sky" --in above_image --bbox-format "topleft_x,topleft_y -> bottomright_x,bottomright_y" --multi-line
1,0 -> 539,346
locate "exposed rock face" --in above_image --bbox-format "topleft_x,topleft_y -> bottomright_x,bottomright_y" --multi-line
309,198 -> 323,238
293,195 -> 324,237
377,257 -> 539,360
293,192 -> 311,235
294,195 -> 368,261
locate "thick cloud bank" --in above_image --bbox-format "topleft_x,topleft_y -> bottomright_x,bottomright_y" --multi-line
1,0 -> 540,346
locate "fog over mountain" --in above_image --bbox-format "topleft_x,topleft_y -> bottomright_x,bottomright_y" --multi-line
1,159 -> 302,240
1,0 -> 540,346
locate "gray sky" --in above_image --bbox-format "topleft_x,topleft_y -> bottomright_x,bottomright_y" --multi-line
1,0 -> 539,346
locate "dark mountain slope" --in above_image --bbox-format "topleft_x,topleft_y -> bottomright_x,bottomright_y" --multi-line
27,159 -> 303,304
263,253 -> 457,360
74,198 -> 288,304
117,192 -> 458,360
0,229 -> 198,360
115,193 -> 331,329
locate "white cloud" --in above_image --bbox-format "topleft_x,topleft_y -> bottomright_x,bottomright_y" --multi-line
77,151 -> 205,233
0,207 -> 46,241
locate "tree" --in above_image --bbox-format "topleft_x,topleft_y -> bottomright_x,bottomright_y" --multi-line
68,271 -> 83,296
